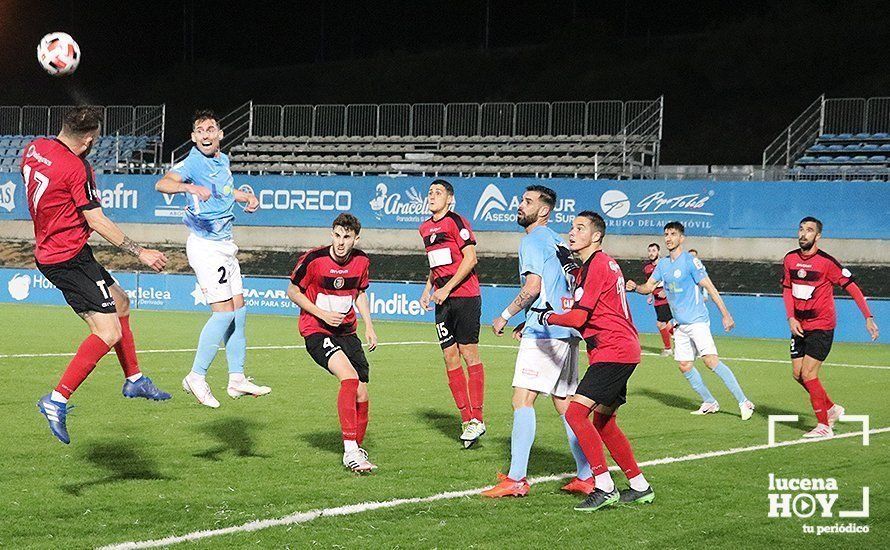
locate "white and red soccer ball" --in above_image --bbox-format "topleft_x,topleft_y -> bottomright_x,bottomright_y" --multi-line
37,32 -> 81,76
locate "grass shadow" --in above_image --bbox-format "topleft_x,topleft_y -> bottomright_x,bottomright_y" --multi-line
193,417 -> 270,461
488,435 -> 579,478
750,403 -> 811,432
636,388 -> 702,413
61,440 -> 171,496
418,408 -> 460,442
641,345 -> 669,356
301,430 -> 345,456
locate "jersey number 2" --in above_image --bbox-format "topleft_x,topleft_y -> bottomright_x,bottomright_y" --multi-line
217,266 -> 228,284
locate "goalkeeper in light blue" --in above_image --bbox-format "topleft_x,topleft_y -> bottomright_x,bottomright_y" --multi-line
155,109 -> 271,408
627,221 -> 755,420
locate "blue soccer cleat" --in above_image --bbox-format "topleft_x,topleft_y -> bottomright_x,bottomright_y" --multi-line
123,376 -> 172,401
37,394 -> 72,445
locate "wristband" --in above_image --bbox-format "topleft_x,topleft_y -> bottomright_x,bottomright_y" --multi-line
500,308 -> 513,322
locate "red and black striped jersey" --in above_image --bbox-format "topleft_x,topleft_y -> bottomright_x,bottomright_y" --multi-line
782,249 -> 855,331
290,246 -> 370,337
418,211 -> 480,298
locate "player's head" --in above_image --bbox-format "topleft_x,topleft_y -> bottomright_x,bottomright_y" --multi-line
798,216 -> 823,251
60,106 -> 103,157
688,248 -> 699,257
663,221 -> 685,251
331,213 -> 361,259
191,109 -> 223,157
568,211 -> 606,252
647,242 -> 660,261
517,185 -> 556,228
428,179 -> 454,215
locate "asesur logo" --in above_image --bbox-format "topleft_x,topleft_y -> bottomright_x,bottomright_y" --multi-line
473,184 -> 509,221
7,274 -> 31,301
0,180 -> 16,213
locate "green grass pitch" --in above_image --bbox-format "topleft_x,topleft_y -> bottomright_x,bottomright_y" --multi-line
1,303 -> 888,548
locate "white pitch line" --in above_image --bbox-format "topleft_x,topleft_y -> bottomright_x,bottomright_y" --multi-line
98,426 -> 890,550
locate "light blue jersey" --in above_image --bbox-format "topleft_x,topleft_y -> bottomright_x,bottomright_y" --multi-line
651,251 -> 709,325
171,147 -> 236,240
519,226 -> 579,340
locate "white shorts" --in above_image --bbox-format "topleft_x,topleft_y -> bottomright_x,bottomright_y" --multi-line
512,337 -> 579,398
673,322 -> 718,362
186,233 -> 243,304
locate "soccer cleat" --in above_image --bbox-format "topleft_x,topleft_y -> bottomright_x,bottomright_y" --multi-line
226,377 -> 271,399
739,400 -> 755,421
460,419 -> 487,448
37,394 -> 71,444
574,488 -> 620,512
561,476 -> 596,495
343,448 -> 376,473
802,423 -> 834,439
619,485 -> 655,504
690,401 -> 720,415
827,404 -> 845,428
481,476 -> 530,498
181,374 -> 220,409
123,376 -> 172,401
660,348 -> 672,357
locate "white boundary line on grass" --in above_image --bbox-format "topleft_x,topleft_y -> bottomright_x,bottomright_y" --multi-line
1,340 -> 888,370
98,426 -> 890,550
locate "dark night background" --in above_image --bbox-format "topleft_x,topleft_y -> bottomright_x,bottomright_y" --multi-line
1,0 -> 888,163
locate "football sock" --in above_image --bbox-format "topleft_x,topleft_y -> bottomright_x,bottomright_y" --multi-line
802,378 -> 829,425
659,326 -> 672,349
344,439 -> 359,452
467,363 -> 485,421
629,473 -> 650,492
562,414 -> 593,480
446,367 -> 472,422
114,315 -> 141,378
593,412 -> 642,480
56,334 -> 111,399
224,306 -> 247,374
507,406 -> 536,481
565,401 -> 609,480
595,471 -> 616,493
683,367 -> 716,403
191,311 -> 235,376
712,362 -> 747,403
337,379 -> 359,441
356,400 -> 369,445
50,390 -> 68,404
126,373 -> 143,382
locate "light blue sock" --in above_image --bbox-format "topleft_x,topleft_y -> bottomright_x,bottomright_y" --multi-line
191,311 -> 235,376
224,307 -> 247,374
507,407 -> 536,481
683,367 -> 716,403
562,414 -> 592,480
712,362 -> 747,403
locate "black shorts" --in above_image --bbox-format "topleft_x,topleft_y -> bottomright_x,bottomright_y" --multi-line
305,333 -> 370,383
36,245 -> 117,314
434,295 -> 481,349
654,303 -> 672,323
790,329 -> 834,362
575,362 -> 637,407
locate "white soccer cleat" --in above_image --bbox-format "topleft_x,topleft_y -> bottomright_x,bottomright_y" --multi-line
460,419 -> 487,448
827,404 -> 845,428
690,401 -> 720,415
740,400 -> 755,421
343,448 -> 377,473
802,423 -> 834,439
660,349 -> 672,357
182,373 -> 220,409
226,377 -> 272,399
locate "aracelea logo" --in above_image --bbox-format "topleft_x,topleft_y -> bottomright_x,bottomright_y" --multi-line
474,184 -> 509,221
369,184 -> 430,222
7,274 -> 31,300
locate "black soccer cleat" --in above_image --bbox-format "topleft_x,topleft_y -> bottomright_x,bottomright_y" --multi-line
574,488 -> 619,512
619,485 -> 655,504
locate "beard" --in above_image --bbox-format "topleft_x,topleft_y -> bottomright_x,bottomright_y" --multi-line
799,238 -> 815,251
517,212 -> 535,227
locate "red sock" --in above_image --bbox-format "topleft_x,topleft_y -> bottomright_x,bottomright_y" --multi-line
356,400 -> 369,445
446,367 -> 472,422
667,324 -> 674,335
593,412 -> 641,479
56,334 -> 111,399
114,315 -> 141,378
467,363 -> 485,422
802,378 -> 829,425
565,401 -> 609,476
658,326 -> 672,349
337,379 -> 359,441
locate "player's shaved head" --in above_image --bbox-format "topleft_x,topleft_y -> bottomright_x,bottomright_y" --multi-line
62,106 -> 103,136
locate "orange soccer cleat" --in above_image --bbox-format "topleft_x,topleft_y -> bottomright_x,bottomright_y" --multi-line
481,475 -> 530,498
561,476 -> 595,495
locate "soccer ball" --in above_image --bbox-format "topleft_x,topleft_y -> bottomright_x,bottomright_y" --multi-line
37,32 -> 81,77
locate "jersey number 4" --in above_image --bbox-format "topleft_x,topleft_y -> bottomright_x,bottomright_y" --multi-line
22,165 -> 50,210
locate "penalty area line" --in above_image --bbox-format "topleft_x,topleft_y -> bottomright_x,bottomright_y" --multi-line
97,426 -> 890,550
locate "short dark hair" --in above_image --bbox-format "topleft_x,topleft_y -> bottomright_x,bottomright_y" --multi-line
62,106 -> 103,136
332,213 -> 361,235
430,179 -> 454,195
648,242 -> 660,250
664,221 -> 685,234
577,210 -> 606,241
526,185 -> 556,210
800,216 -> 823,233
193,109 -> 219,128
688,248 -> 699,255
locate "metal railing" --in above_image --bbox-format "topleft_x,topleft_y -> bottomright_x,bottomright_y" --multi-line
169,100 -> 253,164
0,104 -> 165,141
595,96 -> 664,179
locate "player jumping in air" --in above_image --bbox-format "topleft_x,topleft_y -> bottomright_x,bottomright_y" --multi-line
626,222 -> 755,420
540,212 -> 653,510
783,217 -> 879,438
483,186 -> 593,498
419,179 -> 486,448
643,242 -> 674,356
155,110 -> 270,408
287,214 -> 378,472
29,107 -> 172,444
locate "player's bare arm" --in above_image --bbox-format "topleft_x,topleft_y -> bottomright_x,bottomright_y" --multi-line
81,207 -> 167,272
233,188 -> 260,213
433,244 -> 478,305
626,275 -> 658,295
155,170 -> 211,201
286,282 -> 345,327
355,290 -> 378,351
492,274 -> 541,335
420,272 -> 434,311
698,276 -> 734,331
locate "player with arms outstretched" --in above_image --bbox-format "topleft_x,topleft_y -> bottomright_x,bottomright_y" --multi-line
28,107 -> 172,444
783,217 -> 879,438
643,242 -> 673,356
287,214 -> 379,472
419,179 -> 486,447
